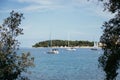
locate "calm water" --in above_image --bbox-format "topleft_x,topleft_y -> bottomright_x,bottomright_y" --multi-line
19,48 -> 120,80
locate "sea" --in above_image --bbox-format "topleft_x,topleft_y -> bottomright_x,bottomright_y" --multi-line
18,48 -> 120,80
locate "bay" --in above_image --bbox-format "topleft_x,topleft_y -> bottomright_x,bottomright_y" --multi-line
18,48 -> 119,80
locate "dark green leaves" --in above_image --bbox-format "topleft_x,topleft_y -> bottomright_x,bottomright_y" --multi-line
0,11 -> 34,80
98,1 -> 120,80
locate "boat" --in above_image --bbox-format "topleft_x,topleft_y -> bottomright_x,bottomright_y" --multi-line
91,48 -> 97,50
91,41 -> 98,50
67,47 -> 76,51
66,33 -> 76,51
47,33 -> 59,54
47,48 -> 59,54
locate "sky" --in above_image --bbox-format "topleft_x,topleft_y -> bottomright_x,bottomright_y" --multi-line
0,0 -> 113,47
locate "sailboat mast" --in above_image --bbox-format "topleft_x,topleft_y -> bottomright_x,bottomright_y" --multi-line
50,32 -> 52,48
67,33 -> 70,47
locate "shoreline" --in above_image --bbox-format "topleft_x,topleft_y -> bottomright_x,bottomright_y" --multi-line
32,46 -> 101,49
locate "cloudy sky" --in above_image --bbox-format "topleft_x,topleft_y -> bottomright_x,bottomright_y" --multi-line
0,0 -> 113,47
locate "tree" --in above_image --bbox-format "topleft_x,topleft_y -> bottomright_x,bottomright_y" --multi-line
99,0 -> 120,13
0,11 -> 34,80
98,0 -> 120,80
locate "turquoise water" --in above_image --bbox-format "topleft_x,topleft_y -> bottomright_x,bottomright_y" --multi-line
18,48 -> 119,80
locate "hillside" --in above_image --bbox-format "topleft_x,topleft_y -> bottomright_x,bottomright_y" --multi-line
32,40 -> 94,48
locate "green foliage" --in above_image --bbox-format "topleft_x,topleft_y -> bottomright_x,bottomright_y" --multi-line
99,13 -> 120,80
0,11 -> 34,80
98,0 -> 120,80
32,40 -> 93,47
99,0 -> 120,13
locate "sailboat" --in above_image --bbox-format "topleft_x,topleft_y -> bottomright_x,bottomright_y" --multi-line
47,48 -> 59,54
47,33 -> 59,54
91,41 -> 98,50
66,33 -> 76,51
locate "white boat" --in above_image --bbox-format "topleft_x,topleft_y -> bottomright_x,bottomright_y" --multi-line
47,33 -> 59,54
91,41 -> 98,50
67,47 -> 76,51
47,48 -> 59,54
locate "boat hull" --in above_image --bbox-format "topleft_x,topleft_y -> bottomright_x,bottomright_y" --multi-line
47,49 -> 59,54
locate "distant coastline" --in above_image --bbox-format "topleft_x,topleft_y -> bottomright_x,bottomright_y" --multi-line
32,46 -> 101,49
32,40 -> 96,48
